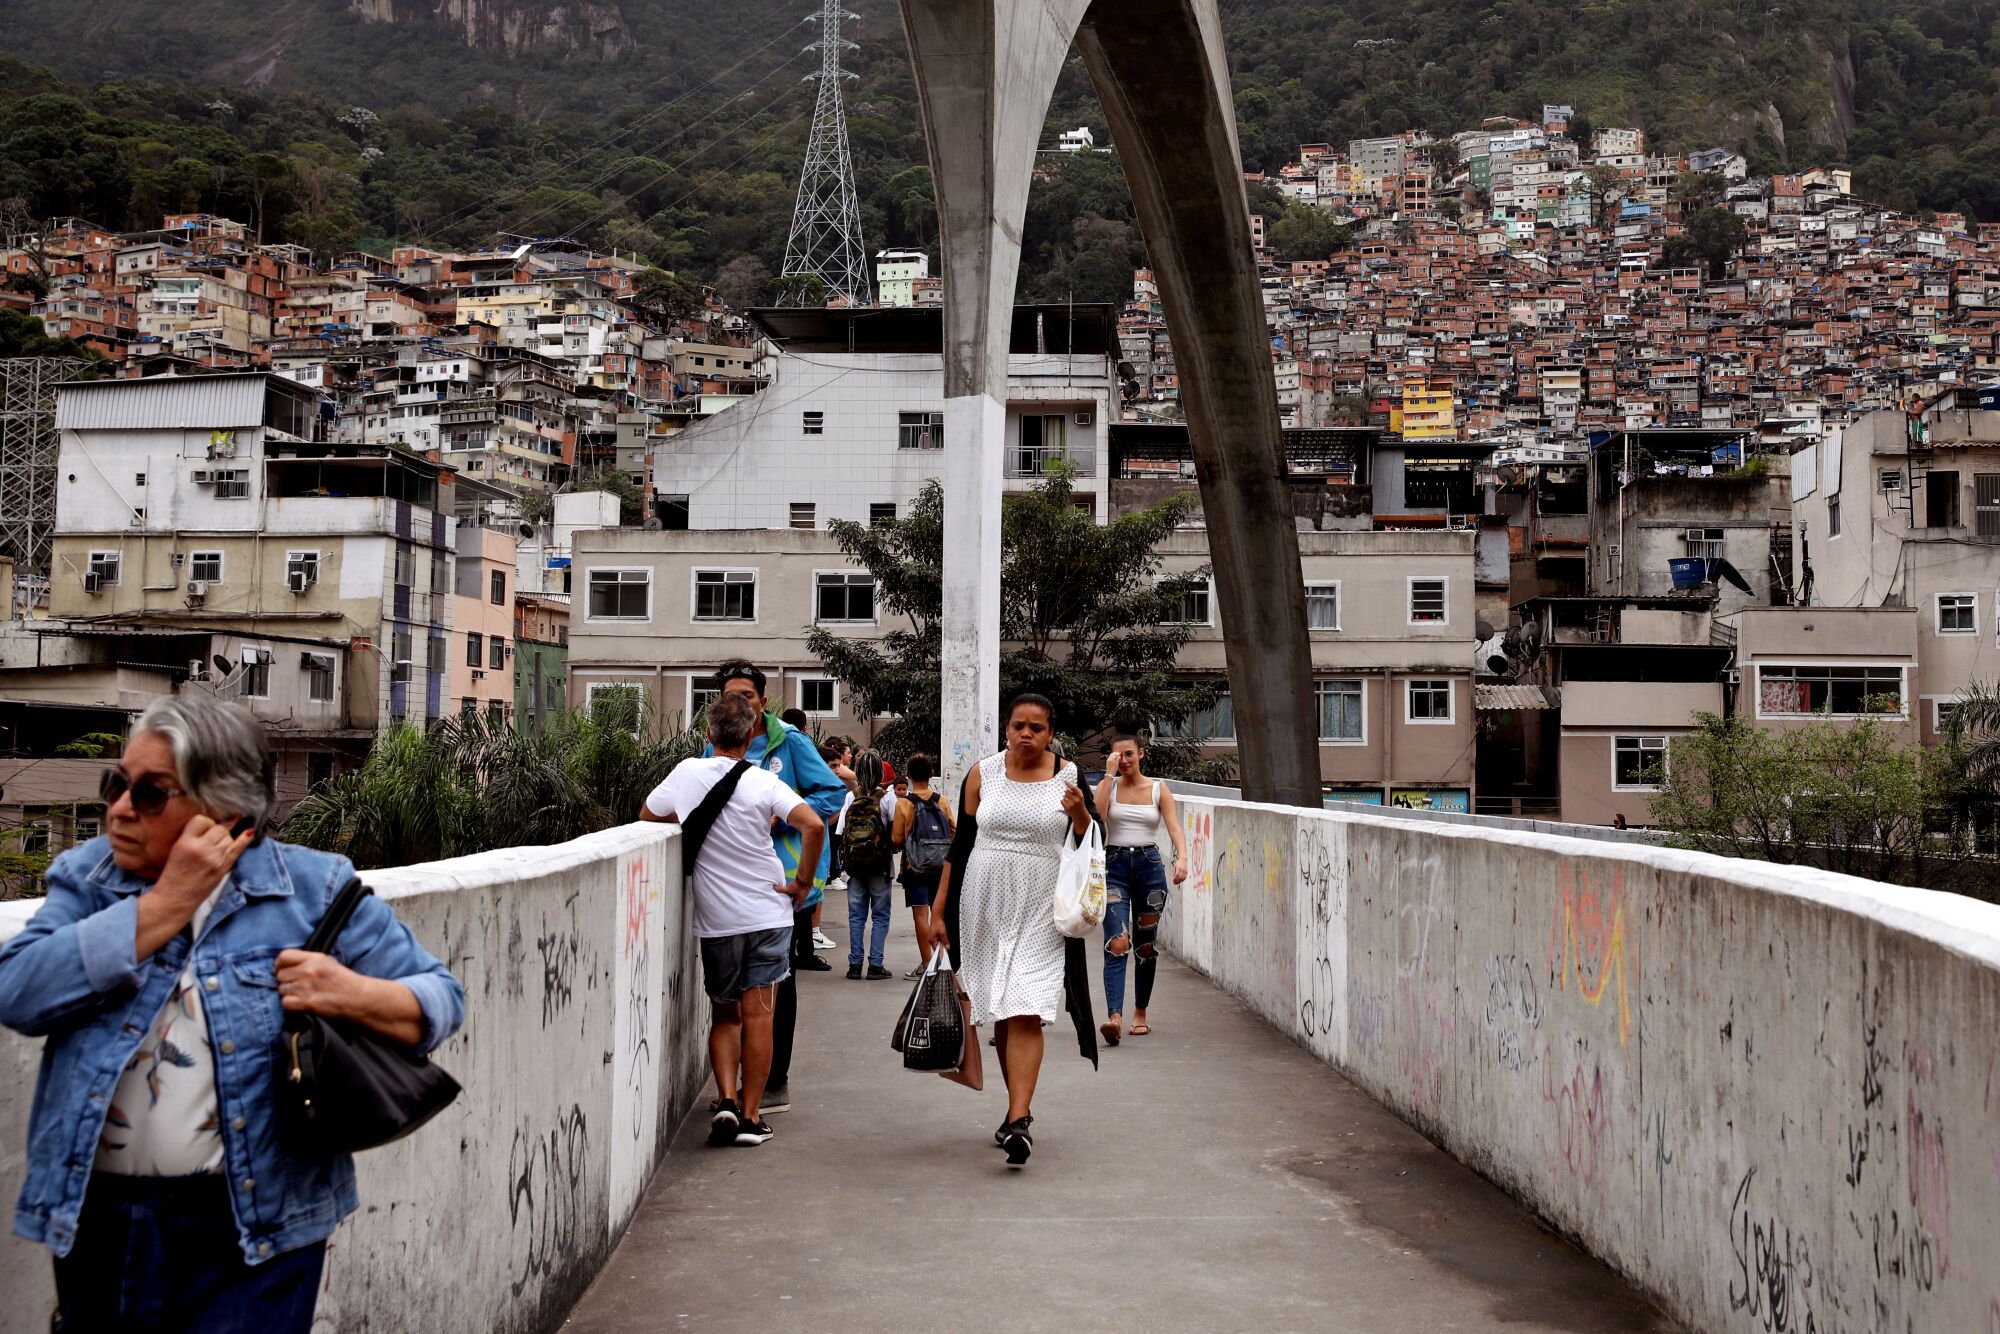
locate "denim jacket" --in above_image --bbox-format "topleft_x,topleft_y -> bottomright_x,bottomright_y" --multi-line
0,836 -> 465,1263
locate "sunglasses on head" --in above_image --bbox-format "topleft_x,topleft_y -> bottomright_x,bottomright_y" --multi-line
100,768 -> 188,817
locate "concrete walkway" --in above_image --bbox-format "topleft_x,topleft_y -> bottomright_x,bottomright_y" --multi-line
563,900 -> 1675,1333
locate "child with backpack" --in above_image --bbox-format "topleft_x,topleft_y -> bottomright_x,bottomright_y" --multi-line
890,753 -> 956,978
842,750 -> 897,979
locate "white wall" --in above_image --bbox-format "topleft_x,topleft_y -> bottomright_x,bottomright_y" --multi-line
1160,795 -> 2000,1334
0,823 -> 705,1334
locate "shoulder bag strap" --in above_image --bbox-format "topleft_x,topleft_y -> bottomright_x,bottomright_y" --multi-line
681,760 -> 753,877
305,876 -> 373,955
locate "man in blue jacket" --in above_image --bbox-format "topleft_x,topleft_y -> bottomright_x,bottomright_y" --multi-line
711,661 -> 849,1112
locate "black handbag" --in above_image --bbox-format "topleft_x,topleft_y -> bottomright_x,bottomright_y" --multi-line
275,877 -> 461,1157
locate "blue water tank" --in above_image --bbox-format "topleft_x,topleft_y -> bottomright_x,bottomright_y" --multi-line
1669,557 -> 1707,588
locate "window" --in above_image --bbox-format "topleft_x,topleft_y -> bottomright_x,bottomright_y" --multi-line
1157,692 -> 1234,741
1880,469 -> 1903,494
390,630 -> 413,684
307,753 -> 335,790
490,636 -> 506,670
74,816 -> 101,845
21,822 -> 49,857
1925,471 -> 1959,528
660,495 -> 690,531
1613,736 -> 1668,790
189,551 -> 222,583
815,572 -> 876,623
790,502 -> 816,530
1315,679 -> 1364,742
1165,582 -> 1211,625
802,411 -> 824,436
432,551 -> 448,596
426,636 -> 446,674
1408,577 -> 1448,624
1014,414 -> 1069,475
240,647 -> 271,699
801,678 -> 838,716
870,503 -> 897,526
1976,474 -> 2000,538
1406,678 -> 1453,723
86,551 -> 120,586
1757,664 -> 1905,717
393,544 -> 415,589
1305,582 -> 1340,630
1827,495 -> 1841,537
214,469 -> 249,499
693,570 -> 756,621
1606,543 -> 1621,583
286,550 -> 319,587
1938,593 -> 1977,636
303,652 -> 335,702
590,683 -> 643,735
491,570 -> 506,605
1683,527 -> 1725,560
898,411 -> 944,450
486,700 -> 507,727
688,675 -> 723,717
1935,700 -> 1963,734
466,632 -> 483,667
545,679 -> 563,711
587,568 -> 650,620
133,472 -> 145,487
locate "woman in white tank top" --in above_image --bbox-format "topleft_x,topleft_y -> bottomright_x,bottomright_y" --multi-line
1091,733 -> 1188,1045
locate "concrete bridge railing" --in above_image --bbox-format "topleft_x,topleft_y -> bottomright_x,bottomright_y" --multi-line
1162,794 -> 2000,1334
0,824 -> 703,1334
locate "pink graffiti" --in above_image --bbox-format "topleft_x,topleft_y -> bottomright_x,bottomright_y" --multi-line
621,858 -> 650,961
1906,1049 -> 1952,1280
1542,1052 -> 1612,1186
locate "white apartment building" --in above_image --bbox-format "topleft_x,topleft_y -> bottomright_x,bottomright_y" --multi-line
651,305 -> 1118,530
874,250 -> 931,308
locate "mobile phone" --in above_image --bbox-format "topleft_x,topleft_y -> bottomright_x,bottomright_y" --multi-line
231,817 -> 257,839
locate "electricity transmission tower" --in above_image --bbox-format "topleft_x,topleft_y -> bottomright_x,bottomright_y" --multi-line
0,357 -> 95,577
778,0 -> 871,306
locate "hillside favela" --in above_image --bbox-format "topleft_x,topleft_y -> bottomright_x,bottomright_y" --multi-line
0,2 -> 1996,1332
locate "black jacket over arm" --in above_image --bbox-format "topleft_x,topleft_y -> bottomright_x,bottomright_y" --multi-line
942,764 -> 1099,1069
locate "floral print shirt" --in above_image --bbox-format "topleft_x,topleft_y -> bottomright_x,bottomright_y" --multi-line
93,881 -> 229,1176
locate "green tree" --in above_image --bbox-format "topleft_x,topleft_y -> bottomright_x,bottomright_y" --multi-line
0,308 -> 100,359
569,466 -> 644,526
1662,206 -> 1749,278
1268,205 -> 1353,261
628,267 -> 705,325
805,474 -> 1231,779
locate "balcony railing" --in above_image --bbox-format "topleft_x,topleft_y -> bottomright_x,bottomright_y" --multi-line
1006,446 -> 1096,478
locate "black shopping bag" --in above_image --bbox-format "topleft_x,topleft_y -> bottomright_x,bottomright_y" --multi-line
900,953 -> 965,1072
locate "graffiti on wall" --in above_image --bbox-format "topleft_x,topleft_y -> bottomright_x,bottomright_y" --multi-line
1293,818 -> 1348,1063
608,843 -> 665,1228
1547,861 -> 1635,1047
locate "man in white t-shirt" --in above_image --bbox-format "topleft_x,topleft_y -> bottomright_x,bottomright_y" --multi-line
642,692 -> 823,1147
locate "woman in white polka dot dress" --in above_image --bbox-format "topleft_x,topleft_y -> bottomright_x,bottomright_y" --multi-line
930,693 -> 1090,1167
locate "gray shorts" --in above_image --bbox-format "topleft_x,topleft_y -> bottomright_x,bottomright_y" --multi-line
699,926 -> 793,1003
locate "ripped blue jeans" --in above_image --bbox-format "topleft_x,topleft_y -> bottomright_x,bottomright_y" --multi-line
1102,845 -> 1168,1016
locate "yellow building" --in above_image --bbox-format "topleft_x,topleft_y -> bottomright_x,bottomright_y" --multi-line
1394,376 -> 1457,440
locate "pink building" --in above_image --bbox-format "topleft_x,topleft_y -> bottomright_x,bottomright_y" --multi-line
452,526 -> 519,723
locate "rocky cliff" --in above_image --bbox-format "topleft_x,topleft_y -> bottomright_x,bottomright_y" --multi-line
345,0 -> 630,58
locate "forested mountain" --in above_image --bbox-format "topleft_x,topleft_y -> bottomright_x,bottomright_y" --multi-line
2,1 -> 1997,303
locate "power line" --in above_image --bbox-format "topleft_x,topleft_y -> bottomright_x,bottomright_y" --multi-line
779,0 -> 871,306
562,102 -> 816,245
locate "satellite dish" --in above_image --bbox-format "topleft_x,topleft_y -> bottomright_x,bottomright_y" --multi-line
212,655 -> 234,677
643,516 -> 663,531
1475,619 -> 1496,640
518,523 -> 536,538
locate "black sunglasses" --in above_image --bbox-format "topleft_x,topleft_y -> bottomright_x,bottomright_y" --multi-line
100,768 -> 188,817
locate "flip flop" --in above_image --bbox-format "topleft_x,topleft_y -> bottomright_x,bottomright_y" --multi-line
1129,1022 -> 1151,1036
1099,1018 -> 1122,1047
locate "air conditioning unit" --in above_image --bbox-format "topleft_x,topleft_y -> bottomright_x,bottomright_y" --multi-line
184,581 -> 208,605
1073,410 -> 1095,428
471,669 -> 485,682
1724,668 -> 1742,685
189,469 -> 215,485
288,569 -> 311,594
1684,527 -> 1711,543
82,571 -> 103,594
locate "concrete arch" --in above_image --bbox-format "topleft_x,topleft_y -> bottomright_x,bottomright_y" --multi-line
899,0 -> 1319,804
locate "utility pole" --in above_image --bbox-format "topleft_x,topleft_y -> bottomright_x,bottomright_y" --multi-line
779,0 -> 871,307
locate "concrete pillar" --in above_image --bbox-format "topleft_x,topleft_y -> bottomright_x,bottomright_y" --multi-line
898,0 -> 1086,786
899,0 -> 1320,805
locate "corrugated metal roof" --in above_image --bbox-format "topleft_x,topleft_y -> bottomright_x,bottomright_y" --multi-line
56,374 -> 271,432
1476,684 -> 1561,711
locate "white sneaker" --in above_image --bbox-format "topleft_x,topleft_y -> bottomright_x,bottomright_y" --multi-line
811,929 -> 836,950
831,874 -> 850,891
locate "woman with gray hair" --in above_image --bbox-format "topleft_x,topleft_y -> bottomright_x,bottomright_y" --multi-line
0,692 -> 465,1333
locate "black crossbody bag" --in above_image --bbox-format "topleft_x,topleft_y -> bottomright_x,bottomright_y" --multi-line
275,878 -> 462,1157
680,759 -> 753,877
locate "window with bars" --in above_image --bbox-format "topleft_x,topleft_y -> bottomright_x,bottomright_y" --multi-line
286,550 -> 320,587
1315,679 -> 1363,741
87,551 -> 121,586
1406,678 -> 1452,722
870,502 -> 897,526
214,469 -> 250,499
1613,736 -> 1668,789
1976,474 -> 2000,537
1164,582 -> 1210,625
802,411 -> 824,435
1408,578 -> 1447,624
240,648 -> 271,699
1305,582 -> 1340,630
1683,527 -> 1725,560
898,411 -> 944,450
815,572 -> 876,623
693,570 -> 756,621
587,569 -> 650,620
189,551 -> 222,583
